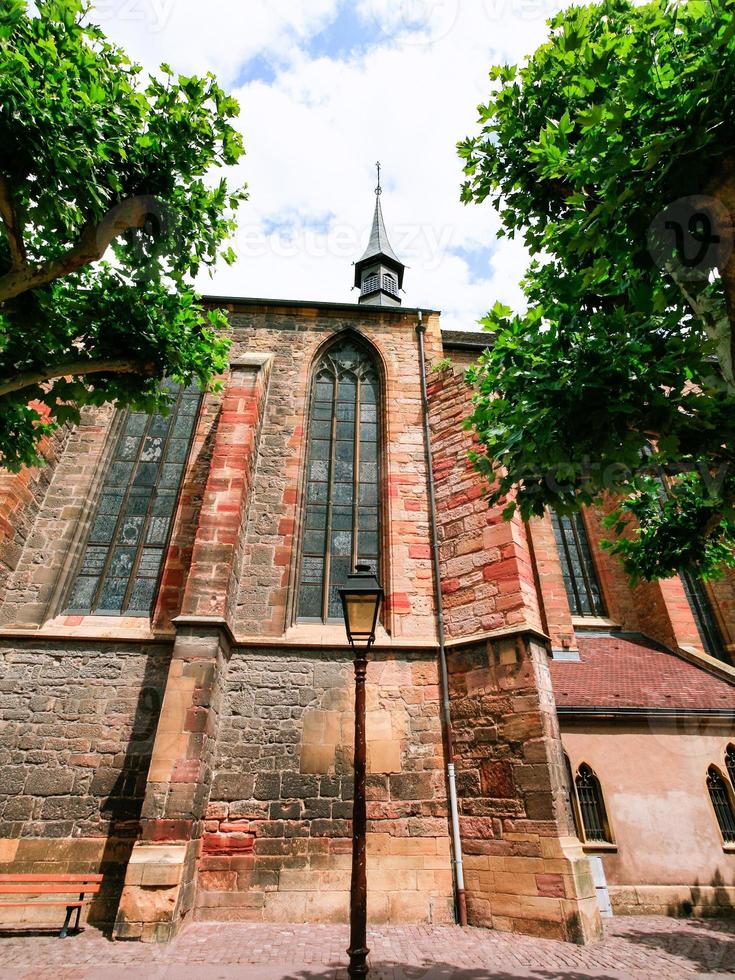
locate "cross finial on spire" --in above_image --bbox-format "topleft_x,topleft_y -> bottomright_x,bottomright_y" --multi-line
375,161 -> 382,196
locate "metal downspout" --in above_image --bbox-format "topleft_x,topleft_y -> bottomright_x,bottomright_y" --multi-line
415,311 -> 468,927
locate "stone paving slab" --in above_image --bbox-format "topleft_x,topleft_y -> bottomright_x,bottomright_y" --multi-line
0,918 -> 733,978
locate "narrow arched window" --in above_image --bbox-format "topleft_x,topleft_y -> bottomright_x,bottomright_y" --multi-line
680,571 -> 727,663
551,511 -> 606,617
297,336 -> 381,622
65,381 -> 201,616
726,746 -> 735,788
564,753 -> 583,839
708,766 -> 735,843
575,764 -> 612,844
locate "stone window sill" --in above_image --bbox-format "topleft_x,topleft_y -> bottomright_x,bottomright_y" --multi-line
284,621 -> 392,647
722,843 -> 735,854
572,616 -> 621,631
6,614 -> 164,642
582,842 -> 618,853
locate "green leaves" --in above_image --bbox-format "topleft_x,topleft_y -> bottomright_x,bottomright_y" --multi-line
0,0 -> 247,470
460,0 -> 735,580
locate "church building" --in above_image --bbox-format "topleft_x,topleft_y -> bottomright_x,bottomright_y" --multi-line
0,184 -> 734,943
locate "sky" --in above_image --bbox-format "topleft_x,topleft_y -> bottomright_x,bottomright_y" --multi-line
88,0 -> 570,332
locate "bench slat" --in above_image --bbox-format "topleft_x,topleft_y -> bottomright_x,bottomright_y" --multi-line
0,901 -> 87,908
0,884 -> 100,894
0,874 -> 102,883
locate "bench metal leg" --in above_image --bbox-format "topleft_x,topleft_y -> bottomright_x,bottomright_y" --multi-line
74,898 -> 83,932
59,906 -> 73,939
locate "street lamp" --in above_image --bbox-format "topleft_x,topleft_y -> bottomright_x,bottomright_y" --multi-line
338,563 -> 383,980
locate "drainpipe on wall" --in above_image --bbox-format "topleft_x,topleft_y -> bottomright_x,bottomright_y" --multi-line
415,311 -> 468,927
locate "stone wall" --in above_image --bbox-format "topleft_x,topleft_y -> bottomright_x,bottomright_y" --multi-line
0,421 -> 70,599
221,303 -> 443,639
196,646 -> 454,924
428,364 -> 543,640
448,634 -> 601,942
0,638 -> 170,924
0,405 -> 118,629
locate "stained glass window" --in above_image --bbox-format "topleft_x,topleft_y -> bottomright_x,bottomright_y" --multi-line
726,746 -> 735,788
680,571 -> 727,663
575,764 -> 613,844
297,337 -> 381,622
65,382 -> 201,616
551,511 -> 607,617
707,767 -> 735,844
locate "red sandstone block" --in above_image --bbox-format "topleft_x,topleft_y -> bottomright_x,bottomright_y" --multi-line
184,708 -> 209,734
536,873 -> 565,898
142,819 -> 193,842
219,821 -> 250,834
68,754 -> 100,768
229,855 -> 256,871
202,833 -> 255,856
387,593 -> 411,613
199,870 -> 238,892
408,544 -> 431,560
274,547 -> 291,567
199,856 -> 233,871
172,759 -> 202,782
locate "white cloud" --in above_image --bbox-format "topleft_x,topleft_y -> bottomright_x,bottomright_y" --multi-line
87,0 -> 341,83
86,0 -> 571,331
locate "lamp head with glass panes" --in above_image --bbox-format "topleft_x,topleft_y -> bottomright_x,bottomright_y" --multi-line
338,564 -> 383,647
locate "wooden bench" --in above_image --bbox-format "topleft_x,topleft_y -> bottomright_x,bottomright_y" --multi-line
0,873 -> 103,937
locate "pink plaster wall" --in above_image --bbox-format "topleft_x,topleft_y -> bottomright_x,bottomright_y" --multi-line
562,725 -> 735,888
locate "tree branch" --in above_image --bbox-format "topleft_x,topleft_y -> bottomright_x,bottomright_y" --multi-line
0,175 -> 27,272
0,195 -> 159,302
703,158 -> 735,393
0,357 -> 158,399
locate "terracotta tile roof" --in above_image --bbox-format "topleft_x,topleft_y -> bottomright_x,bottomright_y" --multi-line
549,633 -> 735,711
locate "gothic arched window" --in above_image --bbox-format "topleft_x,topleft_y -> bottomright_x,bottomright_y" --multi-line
297,336 -> 381,622
680,571 -> 727,663
726,745 -> 735,788
574,764 -> 613,844
564,753 -> 583,839
708,766 -> 735,843
551,511 -> 607,617
65,381 -> 201,617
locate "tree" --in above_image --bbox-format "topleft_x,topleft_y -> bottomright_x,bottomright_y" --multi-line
459,0 -> 735,581
0,0 -> 246,470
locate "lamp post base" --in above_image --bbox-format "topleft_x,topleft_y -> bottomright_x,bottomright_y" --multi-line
347,944 -> 370,978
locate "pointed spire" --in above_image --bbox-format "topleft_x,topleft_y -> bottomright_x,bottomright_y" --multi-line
353,163 -> 406,306
358,192 -> 401,265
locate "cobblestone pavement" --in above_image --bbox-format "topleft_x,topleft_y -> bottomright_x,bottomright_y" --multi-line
0,918 -> 734,979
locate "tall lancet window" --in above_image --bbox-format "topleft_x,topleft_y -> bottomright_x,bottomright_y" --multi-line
65,381 -> 201,617
551,511 -> 607,618
297,336 -> 381,622
680,571 -> 727,663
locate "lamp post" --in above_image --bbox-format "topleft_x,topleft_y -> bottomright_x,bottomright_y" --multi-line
338,563 -> 384,980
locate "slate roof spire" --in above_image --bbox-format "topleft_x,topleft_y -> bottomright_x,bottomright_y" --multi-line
353,163 -> 405,306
